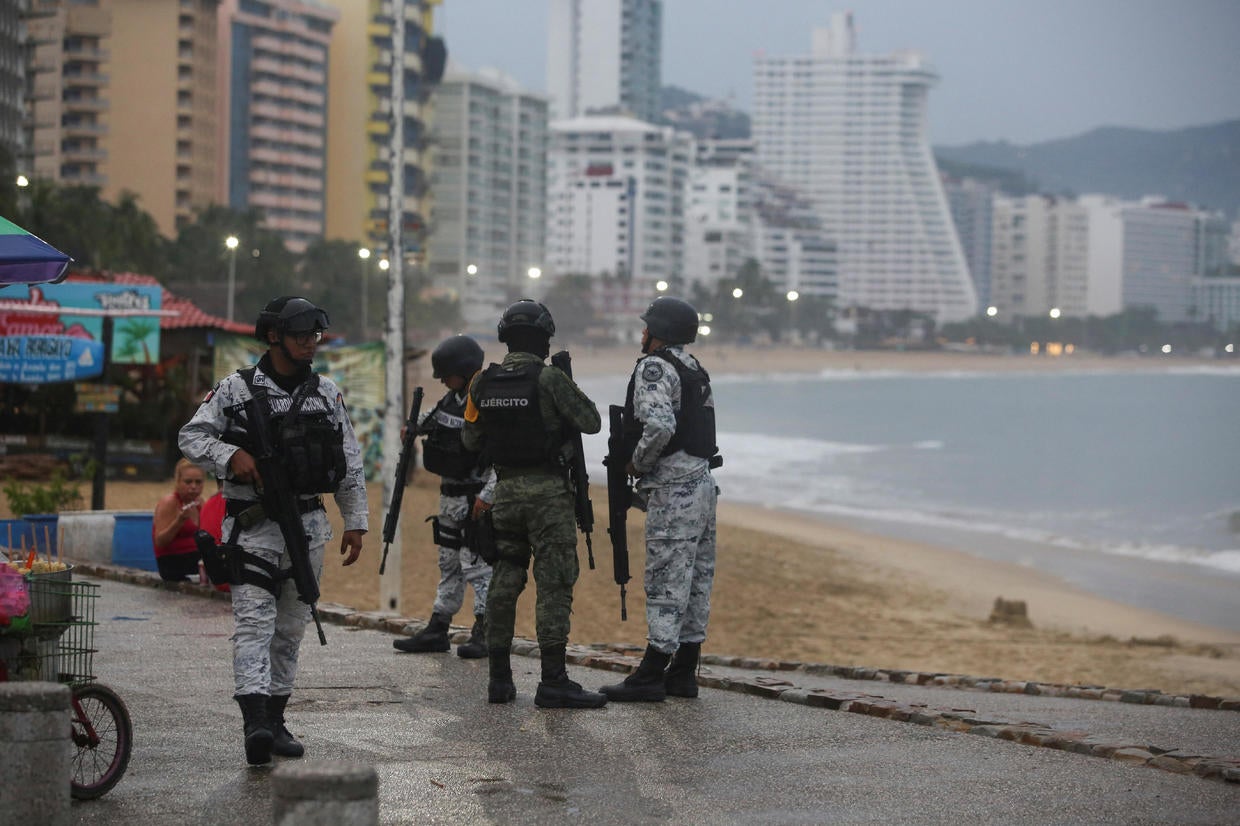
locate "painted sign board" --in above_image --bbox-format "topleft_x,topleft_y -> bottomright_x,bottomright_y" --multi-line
74,382 -> 121,413
0,334 -> 105,383
0,282 -> 162,364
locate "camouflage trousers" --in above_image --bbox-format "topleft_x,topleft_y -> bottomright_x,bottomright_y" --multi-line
643,470 -> 718,654
486,477 -> 579,651
231,542 -> 325,696
430,494 -> 492,618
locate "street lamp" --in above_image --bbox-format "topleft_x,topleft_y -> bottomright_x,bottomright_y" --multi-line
15,175 -> 28,188
1048,307 -> 1061,319
986,305 -> 998,317
732,287 -> 743,299
527,266 -> 541,280
358,248 -> 372,337
466,263 -> 478,276
656,280 -> 668,292
786,290 -> 800,344
224,235 -> 240,322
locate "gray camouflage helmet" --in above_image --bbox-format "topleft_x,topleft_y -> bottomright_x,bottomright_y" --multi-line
641,296 -> 699,344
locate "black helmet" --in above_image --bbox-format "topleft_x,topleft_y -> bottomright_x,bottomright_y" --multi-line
497,299 -> 555,343
255,296 -> 330,342
641,296 -> 699,344
431,334 -> 484,379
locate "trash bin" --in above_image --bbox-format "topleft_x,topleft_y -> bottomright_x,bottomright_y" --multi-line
111,513 -> 157,572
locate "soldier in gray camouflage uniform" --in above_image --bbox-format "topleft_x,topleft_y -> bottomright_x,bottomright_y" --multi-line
393,334 -> 495,657
602,296 -> 720,703
179,296 -> 367,765
462,299 -> 607,709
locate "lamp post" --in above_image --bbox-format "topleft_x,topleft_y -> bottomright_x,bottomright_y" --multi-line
786,289 -> 800,344
358,247 -> 371,338
527,266 -> 541,281
224,235 -> 239,322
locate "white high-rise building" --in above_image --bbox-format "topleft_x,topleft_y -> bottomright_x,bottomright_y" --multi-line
684,139 -> 756,293
991,195 -> 1090,318
546,115 -> 691,339
546,0 -> 662,122
752,12 -> 976,322
427,68 -> 548,329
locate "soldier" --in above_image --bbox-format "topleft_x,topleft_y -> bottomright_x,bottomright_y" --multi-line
462,299 -> 607,708
179,296 -> 367,764
601,296 -> 720,702
393,334 -> 494,658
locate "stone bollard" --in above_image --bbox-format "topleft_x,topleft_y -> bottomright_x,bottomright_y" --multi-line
272,760 -> 379,826
0,682 -> 72,826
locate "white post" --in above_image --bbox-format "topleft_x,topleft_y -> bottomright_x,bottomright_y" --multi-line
379,0 -> 408,614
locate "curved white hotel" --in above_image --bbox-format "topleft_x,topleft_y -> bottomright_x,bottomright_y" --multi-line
752,12 -> 977,322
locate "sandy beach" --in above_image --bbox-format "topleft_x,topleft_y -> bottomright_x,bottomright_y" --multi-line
6,347 -> 1238,698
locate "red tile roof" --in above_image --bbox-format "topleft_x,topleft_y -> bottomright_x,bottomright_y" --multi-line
70,271 -> 254,335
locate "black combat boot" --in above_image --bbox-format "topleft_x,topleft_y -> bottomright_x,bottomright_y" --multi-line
456,614 -> 487,659
392,612 -> 452,653
664,642 -> 701,698
267,694 -> 305,758
534,644 -> 607,709
234,693 -> 273,765
488,646 -> 516,704
600,645 -> 671,702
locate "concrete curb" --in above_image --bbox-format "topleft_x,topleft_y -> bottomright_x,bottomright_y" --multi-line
77,562 -> 1240,785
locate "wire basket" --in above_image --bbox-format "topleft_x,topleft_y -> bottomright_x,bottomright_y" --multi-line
0,572 -> 98,687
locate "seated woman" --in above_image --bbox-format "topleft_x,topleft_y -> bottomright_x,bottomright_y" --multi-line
152,458 -> 206,582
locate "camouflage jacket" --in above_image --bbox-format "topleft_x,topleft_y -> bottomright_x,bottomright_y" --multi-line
630,345 -> 712,488
178,363 -> 369,550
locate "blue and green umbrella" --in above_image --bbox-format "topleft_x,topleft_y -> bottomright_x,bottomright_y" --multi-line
0,215 -> 71,286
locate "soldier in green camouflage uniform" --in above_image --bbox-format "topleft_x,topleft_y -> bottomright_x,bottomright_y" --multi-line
462,299 -> 607,709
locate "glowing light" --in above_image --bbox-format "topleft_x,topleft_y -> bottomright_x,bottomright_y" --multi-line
527,266 -> 541,279
1049,307 -> 1061,319
732,288 -> 743,299
378,259 -> 390,271
786,290 -> 799,302
224,235 -> 239,250
1161,344 -> 1172,354
358,248 -> 371,260
466,264 -> 478,275
698,325 -> 711,337
986,306 -> 998,317
15,175 -> 28,188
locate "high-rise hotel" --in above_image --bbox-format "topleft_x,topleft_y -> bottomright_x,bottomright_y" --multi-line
752,12 -> 976,322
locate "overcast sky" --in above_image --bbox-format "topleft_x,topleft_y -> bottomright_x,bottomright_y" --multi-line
437,0 -> 1240,146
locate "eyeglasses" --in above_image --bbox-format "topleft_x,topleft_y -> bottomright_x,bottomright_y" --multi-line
291,330 -> 323,345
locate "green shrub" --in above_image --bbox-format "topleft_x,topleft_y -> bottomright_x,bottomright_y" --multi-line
2,469 -> 84,516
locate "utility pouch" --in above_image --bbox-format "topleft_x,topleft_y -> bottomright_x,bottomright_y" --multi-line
233,503 -> 268,531
195,530 -> 234,586
465,510 -> 499,566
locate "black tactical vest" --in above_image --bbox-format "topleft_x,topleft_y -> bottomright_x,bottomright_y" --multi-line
420,390 -> 481,479
239,367 -> 348,494
623,349 -> 718,462
473,362 -> 551,467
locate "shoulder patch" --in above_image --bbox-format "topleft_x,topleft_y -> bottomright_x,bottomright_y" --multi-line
641,361 -> 664,382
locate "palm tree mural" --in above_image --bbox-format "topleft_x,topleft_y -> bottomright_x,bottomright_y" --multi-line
114,317 -> 157,364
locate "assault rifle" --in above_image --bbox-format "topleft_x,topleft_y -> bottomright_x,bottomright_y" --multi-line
603,404 -> 632,620
242,384 -> 328,646
379,386 -> 425,575
550,350 -> 595,570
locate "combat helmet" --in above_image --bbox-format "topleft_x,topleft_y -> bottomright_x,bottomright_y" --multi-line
431,334 -> 485,379
254,296 -> 330,342
641,296 -> 699,344
497,299 -> 555,343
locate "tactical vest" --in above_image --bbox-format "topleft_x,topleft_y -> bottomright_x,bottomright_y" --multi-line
238,367 -> 348,494
623,349 -> 718,462
420,390 -> 481,479
473,362 -> 553,467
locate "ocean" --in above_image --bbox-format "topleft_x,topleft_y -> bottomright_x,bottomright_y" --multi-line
577,365 -> 1240,632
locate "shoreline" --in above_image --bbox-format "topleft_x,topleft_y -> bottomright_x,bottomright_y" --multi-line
716,498 -> 1240,646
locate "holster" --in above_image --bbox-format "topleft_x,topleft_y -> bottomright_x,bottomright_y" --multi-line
195,530 -> 233,586
464,510 -> 500,566
426,515 -> 465,550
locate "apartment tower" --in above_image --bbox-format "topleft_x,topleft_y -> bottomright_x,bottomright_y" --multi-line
22,0 -> 219,236
752,12 -> 976,322
546,0 -> 662,122
218,0 -> 337,253
427,68 -> 548,329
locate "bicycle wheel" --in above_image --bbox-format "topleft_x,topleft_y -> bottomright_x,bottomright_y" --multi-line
70,683 -> 133,800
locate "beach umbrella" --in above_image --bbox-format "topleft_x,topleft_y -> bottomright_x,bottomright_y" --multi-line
0,215 -> 71,286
